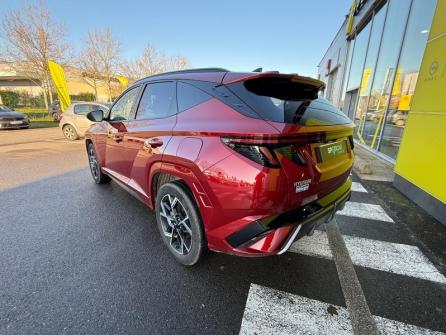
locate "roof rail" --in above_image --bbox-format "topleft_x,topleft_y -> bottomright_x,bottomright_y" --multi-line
134,67 -> 229,84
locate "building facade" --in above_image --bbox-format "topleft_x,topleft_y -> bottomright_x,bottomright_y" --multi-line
0,61 -> 123,104
318,0 -> 446,225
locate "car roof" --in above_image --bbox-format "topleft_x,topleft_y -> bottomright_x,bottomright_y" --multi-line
131,68 -> 323,89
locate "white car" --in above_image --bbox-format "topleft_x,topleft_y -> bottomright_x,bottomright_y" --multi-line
59,102 -> 110,140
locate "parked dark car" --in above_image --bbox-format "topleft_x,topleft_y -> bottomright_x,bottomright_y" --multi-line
48,100 -> 62,121
0,105 -> 30,129
85,68 -> 355,266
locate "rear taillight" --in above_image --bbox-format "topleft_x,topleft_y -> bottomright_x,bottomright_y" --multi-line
222,138 -> 280,168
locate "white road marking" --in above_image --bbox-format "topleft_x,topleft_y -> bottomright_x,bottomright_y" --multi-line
351,182 -> 368,193
337,202 -> 394,222
239,284 -> 444,335
290,231 -> 446,284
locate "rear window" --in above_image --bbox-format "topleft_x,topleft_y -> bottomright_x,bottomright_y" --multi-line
227,78 -> 351,126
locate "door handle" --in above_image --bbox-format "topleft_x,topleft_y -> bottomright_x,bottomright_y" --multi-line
145,138 -> 163,149
107,129 -> 123,143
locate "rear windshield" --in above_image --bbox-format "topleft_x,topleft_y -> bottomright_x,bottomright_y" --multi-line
227,78 -> 351,126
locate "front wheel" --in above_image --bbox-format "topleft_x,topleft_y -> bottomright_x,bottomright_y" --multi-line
155,182 -> 206,266
87,142 -> 110,184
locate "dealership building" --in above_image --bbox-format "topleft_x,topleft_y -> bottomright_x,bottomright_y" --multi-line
318,0 -> 445,225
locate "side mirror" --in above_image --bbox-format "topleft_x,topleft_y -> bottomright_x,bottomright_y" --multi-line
87,109 -> 104,122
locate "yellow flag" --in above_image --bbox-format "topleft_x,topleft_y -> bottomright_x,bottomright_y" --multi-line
346,0 -> 358,35
117,75 -> 128,89
392,67 -> 403,96
360,68 -> 372,95
48,61 -> 71,111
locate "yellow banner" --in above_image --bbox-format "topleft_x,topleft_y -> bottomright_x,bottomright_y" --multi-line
360,67 -> 372,95
392,67 -> 403,96
48,61 -> 71,111
346,0 -> 358,35
117,75 -> 129,89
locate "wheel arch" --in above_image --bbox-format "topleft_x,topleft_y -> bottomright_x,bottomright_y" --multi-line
150,164 -> 213,214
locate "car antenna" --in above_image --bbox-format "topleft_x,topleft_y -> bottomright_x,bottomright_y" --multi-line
252,67 -> 263,72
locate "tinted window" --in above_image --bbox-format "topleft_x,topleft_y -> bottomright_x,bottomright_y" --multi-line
136,82 -> 176,120
109,86 -> 140,121
74,104 -> 93,115
177,82 -> 212,112
227,80 -> 351,126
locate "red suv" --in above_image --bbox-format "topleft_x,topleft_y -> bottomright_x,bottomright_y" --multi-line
85,68 -> 354,266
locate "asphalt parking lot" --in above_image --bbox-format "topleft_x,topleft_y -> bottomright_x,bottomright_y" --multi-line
1,128 -> 445,334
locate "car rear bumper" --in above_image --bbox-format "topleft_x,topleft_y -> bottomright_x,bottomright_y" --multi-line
215,177 -> 352,256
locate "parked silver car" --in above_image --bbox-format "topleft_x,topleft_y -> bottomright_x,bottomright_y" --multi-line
59,102 -> 110,140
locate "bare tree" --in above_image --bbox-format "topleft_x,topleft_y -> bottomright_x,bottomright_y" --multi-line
1,2 -> 69,109
121,43 -> 191,80
84,28 -> 122,102
166,54 -> 190,71
78,43 -> 103,100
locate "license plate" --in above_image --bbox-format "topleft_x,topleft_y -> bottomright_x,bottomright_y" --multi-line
316,140 -> 348,163
10,121 -> 23,124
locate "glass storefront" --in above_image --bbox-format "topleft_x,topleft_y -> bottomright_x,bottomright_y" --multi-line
342,0 -> 437,161
356,3 -> 388,145
379,0 -> 437,159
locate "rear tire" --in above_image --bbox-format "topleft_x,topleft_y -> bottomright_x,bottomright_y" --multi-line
52,113 -> 60,122
87,142 -> 110,184
63,124 -> 79,141
155,182 -> 206,266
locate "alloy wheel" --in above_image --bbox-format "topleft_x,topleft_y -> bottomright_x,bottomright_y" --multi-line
64,126 -> 75,140
159,194 -> 193,255
88,146 -> 99,181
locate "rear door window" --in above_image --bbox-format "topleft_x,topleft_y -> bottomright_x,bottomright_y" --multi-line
136,82 -> 176,120
227,78 -> 351,126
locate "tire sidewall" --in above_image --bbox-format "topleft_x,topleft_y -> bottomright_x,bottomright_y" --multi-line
87,142 -> 109,184
63,125 -> 77,140
155,182 -> 205,266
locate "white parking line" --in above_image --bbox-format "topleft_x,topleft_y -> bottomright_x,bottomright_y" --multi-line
351,182 -> 368,193
239,284 -> 444,335
290,231 -> 446,284
337,202 -> 394,222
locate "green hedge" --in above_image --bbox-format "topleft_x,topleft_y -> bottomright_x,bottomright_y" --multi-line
0,90 -> 96,109
70,92 -> 95,101
0,91 -> 19,108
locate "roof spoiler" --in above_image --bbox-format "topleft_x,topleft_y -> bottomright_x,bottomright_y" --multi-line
222,73 -> 325,91
222,73 -> 326,100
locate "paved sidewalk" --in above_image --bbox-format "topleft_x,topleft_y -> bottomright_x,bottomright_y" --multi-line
240,174 -> 446,334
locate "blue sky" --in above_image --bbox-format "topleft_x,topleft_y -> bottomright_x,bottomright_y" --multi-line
0,0 -> 352,76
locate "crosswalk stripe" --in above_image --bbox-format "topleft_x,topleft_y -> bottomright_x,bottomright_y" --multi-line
239,284 -> 444,335
351,182 -> 368,193
337,202 -> 394,222
290,231 -> 446,284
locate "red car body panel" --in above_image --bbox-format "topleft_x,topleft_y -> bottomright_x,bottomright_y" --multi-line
86,70 -> 354,257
